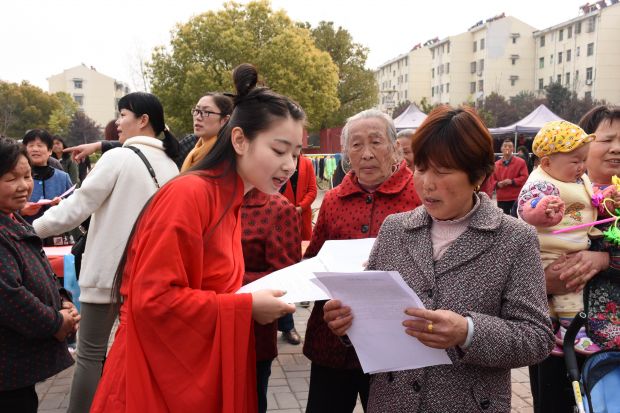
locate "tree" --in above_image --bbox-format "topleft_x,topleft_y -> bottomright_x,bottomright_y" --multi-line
149,0 -> 340,134
48,92 -> 78,137
509,91 -> 546,120
480,92 -> 518,127
0,81 -> 62,138
418,97 -> 438,114
545,82 -> 572,118
303,21 -> 378,128
66,111 -> 101,146
391,100 -> 410,119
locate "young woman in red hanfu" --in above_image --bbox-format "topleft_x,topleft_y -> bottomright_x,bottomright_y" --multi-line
90,63 -> 304,413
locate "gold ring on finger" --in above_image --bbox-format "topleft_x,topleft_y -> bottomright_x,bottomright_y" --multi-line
427,322 -> 433,334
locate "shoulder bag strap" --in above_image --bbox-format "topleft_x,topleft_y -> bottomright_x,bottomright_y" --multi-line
126,146 -> 160,188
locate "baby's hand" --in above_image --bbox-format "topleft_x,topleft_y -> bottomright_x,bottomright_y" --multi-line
545,199 -> 563,216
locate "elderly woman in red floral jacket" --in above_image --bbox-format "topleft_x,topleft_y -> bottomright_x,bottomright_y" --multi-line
241,188 -> 301,413
302,109 -> 422,413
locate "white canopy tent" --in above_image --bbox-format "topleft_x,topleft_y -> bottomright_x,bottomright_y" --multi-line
488,104 -> 564,146
393,103 -> 427,131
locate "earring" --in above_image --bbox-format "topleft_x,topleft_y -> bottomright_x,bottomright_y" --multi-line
474,184 -> 481,192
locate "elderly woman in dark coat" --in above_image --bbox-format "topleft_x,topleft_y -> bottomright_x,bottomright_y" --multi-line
324,106 -> 554,412
0,137 -> 78,413
303,109 -> 422,412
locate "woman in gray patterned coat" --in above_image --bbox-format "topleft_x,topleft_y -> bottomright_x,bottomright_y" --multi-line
324,105 -> 555,412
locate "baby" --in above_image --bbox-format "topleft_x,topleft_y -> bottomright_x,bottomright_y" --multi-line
517,120 -> 618,355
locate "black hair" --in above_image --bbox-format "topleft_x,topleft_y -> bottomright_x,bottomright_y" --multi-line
52,136 -> 71,161
202,93 -> 234,118
191,63 -> 305,174
111,63 -> 306,307
0,137 -> 30,176
118,92 -> 180,160
22,129 -> 53,150
579,105 -> 620,134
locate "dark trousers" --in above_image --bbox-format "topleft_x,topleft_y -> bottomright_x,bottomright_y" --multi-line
529,354 -> 585,413
0,385 -> 38,413
256,359 -> 273,413
278,313 -> 294,332
306,362 -> 369,413
497,200 -> 515,215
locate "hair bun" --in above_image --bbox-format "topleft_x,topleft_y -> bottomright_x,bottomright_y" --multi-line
232,63 -> 258,99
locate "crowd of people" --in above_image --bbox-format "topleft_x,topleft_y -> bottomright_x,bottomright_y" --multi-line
0,61 -> 619,413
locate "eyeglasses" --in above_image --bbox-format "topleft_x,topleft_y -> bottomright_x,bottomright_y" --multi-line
191,108 -> 223,119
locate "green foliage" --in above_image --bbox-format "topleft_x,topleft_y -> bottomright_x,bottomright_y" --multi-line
48,92 -> 78,137
479,92 -> 518,128
544,82 -> 572,118
304,21 -> 378,128
418,97 -> 439,114
0,81 -> 63,138
149,0 -> 340,134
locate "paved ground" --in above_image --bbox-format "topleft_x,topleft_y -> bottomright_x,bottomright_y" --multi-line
37,302 -> 533,413
37,189 -> 533,412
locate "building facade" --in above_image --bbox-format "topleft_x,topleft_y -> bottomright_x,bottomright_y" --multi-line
533,1 -> 620,103
48,64 -> 130,128
429,15 -> 537,106
375,1 -> 620,111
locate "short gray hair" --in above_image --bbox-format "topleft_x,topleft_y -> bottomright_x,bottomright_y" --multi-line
396,129 -> 415,139
341,109 -> 397,152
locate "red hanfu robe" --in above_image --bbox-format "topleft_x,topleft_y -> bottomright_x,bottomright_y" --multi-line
90,171 -> 257,413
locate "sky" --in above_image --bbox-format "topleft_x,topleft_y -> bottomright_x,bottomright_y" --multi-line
1,0 -> 590,91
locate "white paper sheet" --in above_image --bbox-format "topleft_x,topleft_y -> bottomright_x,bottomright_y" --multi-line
237,238 -> 376,303
311,271 -> 452,374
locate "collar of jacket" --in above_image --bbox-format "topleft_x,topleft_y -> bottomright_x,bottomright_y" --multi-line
0,212 -> 39,241
402,192 -> 504,232
243,188 -> 270,207
336,160 -> 412,198
122,136 -> 165,150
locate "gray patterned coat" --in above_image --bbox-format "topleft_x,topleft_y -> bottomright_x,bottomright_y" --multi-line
366,193 -> 554,413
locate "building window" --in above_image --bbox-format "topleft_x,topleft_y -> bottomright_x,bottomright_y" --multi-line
446,63 -> 450,74
405,74 -> 408,82
478,80 -> 484,92
559,29 -> 564,41
550,54 -> 554,64
539,57 -> 544,68
585,91 -> 592,100
538,78 -> 544,90
568,26 -> 573,38
575,70 -> 579,81
470,61 -> 477,73
586,67 -> 593,81
447,42 -> 450,53
479,59 -> 484,72
566,72 -> 570,85
577,46 -> 581,57
73,94 -> 83,106
432,50 -> 435,59
473,41 -> 477,52
558,52 -> 563,64
432,87 -> 435,97
446,83 -> 450,93
575,21 -> 582,34
587,43 -> 594,56
587,16 -> 596,33
512,58 -> 517,65
73,79 -> 83,89
540,35 -> 545,47
567,49 -> 572,62
432,68 -> 435,78
480,38 -> 485,50
440,84 -> 444,93
510,77 -> 518,87
557,74 -> 562,83
512,37 -> 517,44
470,82 -> 476,93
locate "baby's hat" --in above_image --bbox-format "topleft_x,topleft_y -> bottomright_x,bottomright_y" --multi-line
532,120 -> 595,157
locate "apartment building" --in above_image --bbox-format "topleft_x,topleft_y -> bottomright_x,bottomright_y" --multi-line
429,15 -> 537,106
374,43 -> 432,114
533,0 -> 620,103
48,64 -> 130,127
